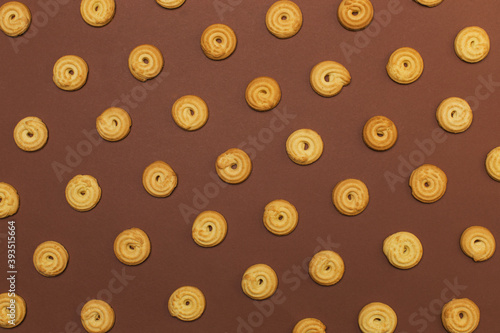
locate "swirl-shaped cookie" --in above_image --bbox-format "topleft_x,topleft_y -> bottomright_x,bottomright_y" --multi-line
337,0 -> 374,31
114,228 -> 151,265
363,116 -> 398,151
13,116 -> 48,152
415,0 -> 443,7
65,175 -> 101,212
172,95 -> 209,131
383,232 -> 423,269
310,61 -> 351,97
485,147 -> 500,182
81,300 -> 115,333
441,298 -> 480,333
168,286 -> 206,321
265,0 -> 303,39
245,77 -> 281,112
386,47 -> 424,84
201,24 -> 237,60
192,210 -> 227,247
215,148 -> 252,184
436,97 -> 473,133
263,199 -> 298,236
454,26 -> 490,63
33,241 -> 69,277
286,129 -> 324,165
96,107 -> 132,141
128,44 -> 164,82
332,179 -> 369,216
293,318 -> 326,333
358,302 -> 398,333
53,55 -> 89,91
156,0 -> 185,9
142,161 -> 178,197
460,226 -> 495,262
0,293 -> 26,328
309,250 -> 345,286
409,164 -> 447,203
241,264 -> 278,300
80,0 -> 115,27
0,183 -> 19,219
0,1 -> 31,37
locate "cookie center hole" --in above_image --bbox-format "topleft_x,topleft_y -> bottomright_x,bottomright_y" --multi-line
260,89 -> 268,95
352,11 -> 359,16
324,75 -> 330,82
95,5 -> 99,11
80,191 -> 86,196
95,314 -> 100,321
208,225 -> 213,231
258,279 -> 263,285
459,312 -> 464,319
48,255 -> 54,260
69,69 -> 74,75
281,15 -> 287,20
474,239 -> 481,244
143,58 -> 149,64
278,215 -> 283,220
470,40 -> 475,46
403,246 -> 408,254
424,182 -> 429,187
185,301 -> 190,306
403,62 -> 408,68
0,198 -> 2,203
231,164 -> 237,169
303,143 -> 309,150
374,318 -> 381,322
348,194 -> 352,200
376,132 -> 384,137
216,38 -> 222,43
156,175 -> 161,182
27,132 -> 34,137
189,109 -> 194,116
451,111 -> 456,118
112,120 -> 118,126
129,245 -> 135,250
10,14 -> 15,20
325,265 -> 331,271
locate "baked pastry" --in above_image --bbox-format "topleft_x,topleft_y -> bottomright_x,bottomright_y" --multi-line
454,26 -> 490,63
363,116 -> 398,151
80,0 -> 115,27
265,0 -> 303,39
215,148 -> 252,184
332,179 -> 369,216
383,232 -> 423,269
0,182 -> 19,219
201,24 -> 237,60
485,147 -> 500,181
386,47 -> 423,84
310,61 -> 351,97
142,161 -> 178,197
293,318 -> 326,333
96,107 -> 132,141
0,1 -> 31,37
33,241 -> 69,277
0,293 -> 26,328
156,0 -> 185,9
65,175 -> 101,212
114,228 -> 151,265
263,199 -> 298,236
415,0 -> 443,7
309,250 -> 345,286
168,286 -> 206,321
128,44 -> 164,81
358,302 -> 397,333
409,164 -> 447,203
441,298 -> 480,333
53,55 -> 89,91
13,116 -> 48,151
81,299 -> 115,333
245,77 -> 281,111
241,264 -> 278,300
337,0 -> 374,31
286,129 -> 324,165
171,95 -> 209,131
192,210 -> 227,247
436,97 -> 473,133
460,226 -> 495,262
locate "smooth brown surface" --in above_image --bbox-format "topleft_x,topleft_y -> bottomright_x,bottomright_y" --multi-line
1,0 -> 500,332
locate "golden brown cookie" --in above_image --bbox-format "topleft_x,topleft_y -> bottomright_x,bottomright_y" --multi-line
128,44 -> 164,81
293,318 -> 326,333
33,241 -> 69,277
332,179 -> 369,216
358,302 -> 398,333
0,293 -> 26,328
460,226 -> 495,262
80,0 -> 115,27
192,210 -> 227,247
409,164 -> 447,203
263,199 -> 298,236
114,228 -> 151,265
0,182 -> 19,219
337,0 -> 374,31
96,107 -> 132,141
454,26 -> 490,63
286,129 -> 324,165
383,232 -> 423,269
0,1 -> 31,37
168,286 -> 206,321
81,299 -> 115,333
441,298 -> 480,333
485,147 -> 500,182
436,97 -> 473,133
310,61 -> 351,97
386,47 -> 424,84
245,77 -> 281,112
142,161 -> 178,197
201,24 -> 237,60
13,116 -> 48,152
215,148 -> 252,184
156,0 -> 185,9
265,0 -> 303,39
363,116 -> 398,151
309,250 -> 345,286
241,264 -> 278,300
53,55 -> 89,91
65,175 -> 101,212
414,0 -> 443,7
171,95 -> 209,131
